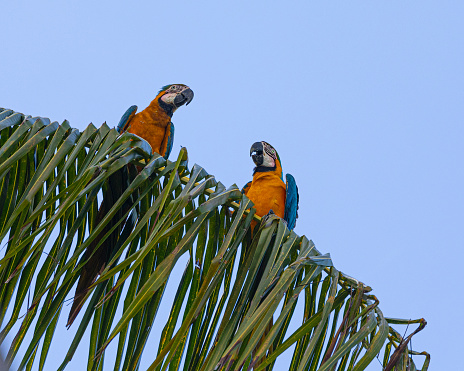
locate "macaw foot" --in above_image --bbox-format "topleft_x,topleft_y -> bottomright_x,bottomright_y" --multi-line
261,209 -> 280,228
261,210 -> 289,229
123,132 -> 153,155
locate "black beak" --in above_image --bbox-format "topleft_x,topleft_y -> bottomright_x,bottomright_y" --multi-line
250,141 -> 264,166
174,88 -> 194,107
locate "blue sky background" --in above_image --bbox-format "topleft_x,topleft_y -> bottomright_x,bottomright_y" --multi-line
1,1 -> 463,370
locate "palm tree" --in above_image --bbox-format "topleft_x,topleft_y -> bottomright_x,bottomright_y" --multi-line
0,108 -> 429,371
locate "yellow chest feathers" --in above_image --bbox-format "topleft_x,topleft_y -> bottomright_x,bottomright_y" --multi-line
246,172 -> 286,219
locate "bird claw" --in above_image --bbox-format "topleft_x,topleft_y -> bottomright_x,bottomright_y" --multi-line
261,210 -> 289,229
122,132 -> 153,154
261,209 -> 280,227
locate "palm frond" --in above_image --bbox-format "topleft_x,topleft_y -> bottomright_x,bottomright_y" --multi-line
0,108 -> 429,371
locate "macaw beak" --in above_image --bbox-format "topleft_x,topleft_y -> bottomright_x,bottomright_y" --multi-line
250,141 -> 264,166
174,88 -> 194,108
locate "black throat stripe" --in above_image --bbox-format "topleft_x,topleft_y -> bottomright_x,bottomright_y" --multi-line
158,98 -> 174,117
253,165 -> 277,175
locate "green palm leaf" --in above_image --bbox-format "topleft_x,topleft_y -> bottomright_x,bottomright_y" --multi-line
0,108 -> 429,371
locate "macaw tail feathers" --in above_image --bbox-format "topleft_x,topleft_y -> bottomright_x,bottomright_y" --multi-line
67,259 -> 104,327
67,165 -> 134,327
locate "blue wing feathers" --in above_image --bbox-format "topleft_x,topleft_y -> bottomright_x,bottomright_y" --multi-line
117,105 -> 137,133
164,122 -> 175,159
241,181 -> 252,194
284,174 -> 299,230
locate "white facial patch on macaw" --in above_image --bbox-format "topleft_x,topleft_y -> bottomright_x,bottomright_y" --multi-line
262,152 -> 276,168
160,93 -> 178,105
160,85 -> 189,110
262,141 -> 277,168
261,153 -> 275,167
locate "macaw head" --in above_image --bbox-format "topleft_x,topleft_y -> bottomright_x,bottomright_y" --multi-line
250,141 -> 283,178
157,84 -> 194,116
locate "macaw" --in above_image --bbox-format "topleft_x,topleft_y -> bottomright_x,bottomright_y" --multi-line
242,141 -> 299,367
117,84 -> 194,158
67,84 -> 194,327
242,141 -> 299,231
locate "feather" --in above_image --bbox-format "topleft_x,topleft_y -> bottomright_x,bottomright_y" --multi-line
117,105 -> 137,133
284,173 -> 299,230
164,122 -> 175,160
241,181 -> 252,194
67,164 -> 133,326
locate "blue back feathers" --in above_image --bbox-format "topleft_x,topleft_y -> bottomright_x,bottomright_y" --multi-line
284,173 -> 299,230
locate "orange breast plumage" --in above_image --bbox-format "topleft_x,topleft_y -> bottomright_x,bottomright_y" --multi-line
245,172 -> 286,219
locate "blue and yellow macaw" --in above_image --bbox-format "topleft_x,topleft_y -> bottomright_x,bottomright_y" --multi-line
67,84 -> 194,326
242,141 -> 299,366
242,141 -> 299,231
117,84 -> 194,158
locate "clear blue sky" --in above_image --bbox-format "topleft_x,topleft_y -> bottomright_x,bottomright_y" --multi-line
1,1 -> 463,369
